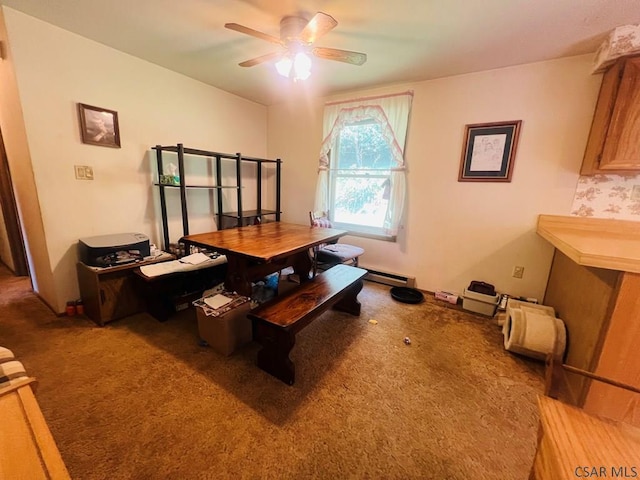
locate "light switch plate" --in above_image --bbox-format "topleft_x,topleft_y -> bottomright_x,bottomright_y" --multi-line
74,165 -> 94,180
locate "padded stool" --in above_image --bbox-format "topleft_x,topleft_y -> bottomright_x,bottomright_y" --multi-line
316,243 -> 365,266
0,346 -> 15,363
0,347 -> 29,389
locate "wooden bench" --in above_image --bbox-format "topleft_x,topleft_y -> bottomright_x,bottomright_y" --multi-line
248,264 -> 367,385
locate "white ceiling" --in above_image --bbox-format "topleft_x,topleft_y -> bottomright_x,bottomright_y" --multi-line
4,0 -> 640,105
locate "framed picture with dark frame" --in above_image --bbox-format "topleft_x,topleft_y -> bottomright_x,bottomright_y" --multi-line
458,120 -> 522,182
78,103 -> 121,148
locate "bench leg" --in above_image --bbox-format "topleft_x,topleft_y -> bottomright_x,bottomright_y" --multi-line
255,323 -> 296,385
333,279 -> 364,316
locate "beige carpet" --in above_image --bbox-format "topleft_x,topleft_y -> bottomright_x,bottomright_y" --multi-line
0,265 -> 544,479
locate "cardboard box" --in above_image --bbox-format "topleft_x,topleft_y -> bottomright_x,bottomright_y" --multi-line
462,289 -> 500,317
195,299 -> 252,356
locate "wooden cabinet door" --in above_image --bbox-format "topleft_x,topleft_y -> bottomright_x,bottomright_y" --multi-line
580,59 -> 624,175
583,272 -> 640,427
98,271 -> 145,323
600,56 -> 640,171
77,262 -> 146,326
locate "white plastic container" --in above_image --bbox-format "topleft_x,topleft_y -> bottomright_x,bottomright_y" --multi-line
462,289 -> 500,316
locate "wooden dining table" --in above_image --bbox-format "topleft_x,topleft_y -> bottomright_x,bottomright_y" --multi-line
180,222 -> 348,297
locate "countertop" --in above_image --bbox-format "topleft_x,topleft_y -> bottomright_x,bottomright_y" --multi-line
535,395 -> 640,479
537,215 -> 640,273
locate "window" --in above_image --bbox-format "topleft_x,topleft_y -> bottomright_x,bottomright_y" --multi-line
315,92 -> 413,239
329,120 -> 393,236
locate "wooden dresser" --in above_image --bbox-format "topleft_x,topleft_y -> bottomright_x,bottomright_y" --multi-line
0,378 -> 70,479
531,396 -> 640,480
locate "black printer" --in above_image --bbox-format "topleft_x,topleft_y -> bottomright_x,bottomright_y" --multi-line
78,233 -> 150,267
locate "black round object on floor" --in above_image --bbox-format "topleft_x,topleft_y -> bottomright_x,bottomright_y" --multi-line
390,286 -> 424,304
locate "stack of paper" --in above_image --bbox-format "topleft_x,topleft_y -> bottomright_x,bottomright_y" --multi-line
204,294 -> 233,309
193,291 -> 249,317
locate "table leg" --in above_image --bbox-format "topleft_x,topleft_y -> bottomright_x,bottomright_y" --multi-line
291,251 -> 313,284
224,256 -> 252,297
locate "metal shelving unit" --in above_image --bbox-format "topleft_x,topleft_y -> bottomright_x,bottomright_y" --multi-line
152,143 -> 282,250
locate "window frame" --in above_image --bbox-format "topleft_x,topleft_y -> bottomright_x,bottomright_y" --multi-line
327,118 -> 394,239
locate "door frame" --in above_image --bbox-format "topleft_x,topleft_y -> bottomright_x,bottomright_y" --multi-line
0,127 -> 28,276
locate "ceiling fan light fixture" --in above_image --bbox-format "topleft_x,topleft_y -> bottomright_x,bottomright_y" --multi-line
293,52 -> 311,80
227,12 -> 366,77
275,52 -> 311,81
275,55 -> 292,77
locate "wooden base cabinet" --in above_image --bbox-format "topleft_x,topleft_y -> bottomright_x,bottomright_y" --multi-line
543,250 -> 619,402
544,250 -> 640,426
76,255 -> 173,326
538,215 -> 640,426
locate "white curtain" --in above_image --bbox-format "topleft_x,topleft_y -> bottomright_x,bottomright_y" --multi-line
314,91 -> 413,236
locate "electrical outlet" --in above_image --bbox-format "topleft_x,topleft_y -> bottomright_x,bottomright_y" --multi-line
632,185 -> 640,201
74,165 -> 94,180
512,266 -> 524,279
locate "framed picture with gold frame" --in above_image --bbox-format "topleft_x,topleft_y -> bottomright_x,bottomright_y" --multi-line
458,120 -> 521,182
78,103 -> 121,148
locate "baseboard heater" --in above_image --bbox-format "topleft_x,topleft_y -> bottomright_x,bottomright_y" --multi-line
363,268 -> 416,288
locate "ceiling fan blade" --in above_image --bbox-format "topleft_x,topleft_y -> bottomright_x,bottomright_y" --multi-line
239,51 -> 282,67
312,47 -> 367,66
225,23 -> 283,46
299,12 -> 338,44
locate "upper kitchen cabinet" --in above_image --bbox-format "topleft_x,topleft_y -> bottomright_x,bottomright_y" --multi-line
581,55 -> 640,175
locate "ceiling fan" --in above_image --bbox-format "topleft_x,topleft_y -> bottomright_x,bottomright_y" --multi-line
225,12 -> 367,80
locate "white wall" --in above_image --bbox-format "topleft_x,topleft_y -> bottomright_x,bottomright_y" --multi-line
3,8 -> 268,313
269,55 -> 601,301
